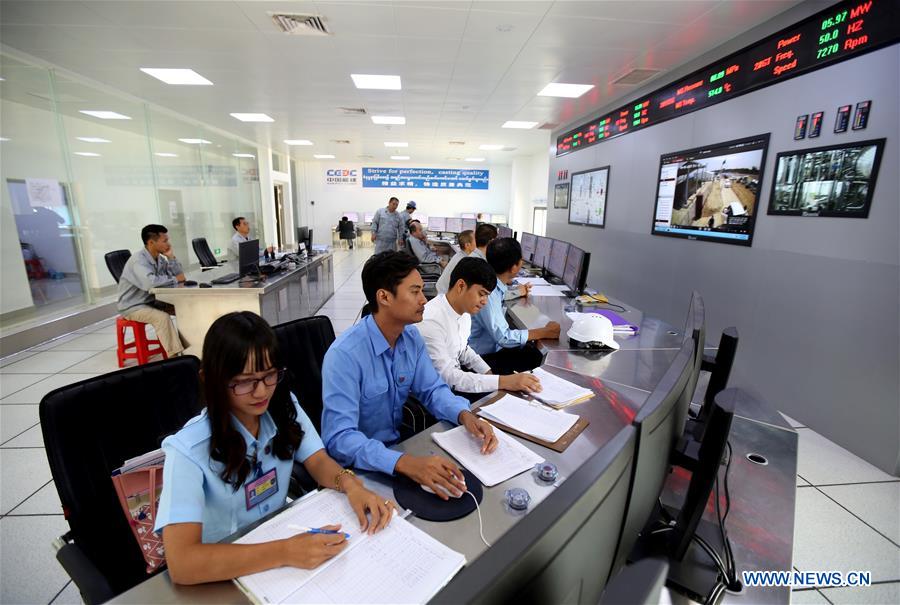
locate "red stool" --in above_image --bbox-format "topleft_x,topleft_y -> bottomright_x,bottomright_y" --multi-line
116,316 -> 167,367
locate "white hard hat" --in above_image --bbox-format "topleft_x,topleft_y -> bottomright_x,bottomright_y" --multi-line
567,314 -> 619,350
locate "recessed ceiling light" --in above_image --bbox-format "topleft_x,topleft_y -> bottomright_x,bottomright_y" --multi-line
502,121 -> 539,129
80,110 -> 131,120
178,138 -> 211,144
74,152 -> 101,157
479,144 -> 504,151
390,155 -> 410,160
232,153 -> 255,158
465,157 -> 485,162
230,113 -> 274,122
384,142 -> 408,148
0,137 -> 10,142
76,137 -> 111,143
154,152 -> 178,157
372,115 -> 406,125
284,139 -> 313,146
314,154 -> 335,159
140,68 -> 213,85
351,74 -> 402,90
537,83 -> 594,98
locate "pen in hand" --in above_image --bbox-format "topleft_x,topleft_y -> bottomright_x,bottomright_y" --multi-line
287,524 -> 351,539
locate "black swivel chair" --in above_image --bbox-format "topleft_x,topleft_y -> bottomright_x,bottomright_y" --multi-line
40,356 -> 203,604
104,250 -> 131,284
192,237 -> 225,269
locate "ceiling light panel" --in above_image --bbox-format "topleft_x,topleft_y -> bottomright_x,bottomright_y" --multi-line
502,121 -> 539,129
74,152 -> 101,157
154,152 -> 178,157
79,110 -> 131,120
390,155 -> 410,160
384,142 -> 408,148
284,139 -> 313,146
230,113 -> 274,122
351,74 -> 402,90
232,153 -> 255,158
371,116 -> 406,125
178,138 -> 211,144
465,157 -> 485,162
314,154 -> 335,159
140,68 -> 213,85
537,83 -> 594,98
76,137 -> 111,143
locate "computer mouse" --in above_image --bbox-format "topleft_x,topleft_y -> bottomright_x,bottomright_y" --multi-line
199,283 -> 212,288
182,280 -> 198,287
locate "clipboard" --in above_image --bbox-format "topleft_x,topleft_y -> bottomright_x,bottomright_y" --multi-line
473,392 -> 589,453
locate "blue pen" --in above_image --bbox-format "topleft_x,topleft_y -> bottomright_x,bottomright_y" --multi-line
287,524 -> 351,539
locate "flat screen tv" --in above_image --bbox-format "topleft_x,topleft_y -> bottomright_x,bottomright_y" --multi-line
569,166 -> 609,227
768,138 -> 884,218
651,134 -> 769,247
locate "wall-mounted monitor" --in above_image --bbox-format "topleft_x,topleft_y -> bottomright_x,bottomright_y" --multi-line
461,218 -> 477,232
563,245 -> 590,294
364,212 -> 375,223
460,212 -> 476,219
533,236 -> 552,269
342,212 -> 359,222
445,217 -> 463,233
652,134 -> 769,247
768,138 -> 884,218
428,216 -> 446,232
554,183 -> 570,209
520,232 -> 537,263
497,225 -> 513,238
569,166 -> 609,228
548,239 -> 570,278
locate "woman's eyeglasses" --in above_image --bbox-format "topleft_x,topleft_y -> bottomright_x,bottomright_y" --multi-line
228,368 -> 286,395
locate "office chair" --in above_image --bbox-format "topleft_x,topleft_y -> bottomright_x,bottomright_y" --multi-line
192,237 -> 225,269
104,250 -> 131,284
40,356 -> 203,604
404,239 -> 442,280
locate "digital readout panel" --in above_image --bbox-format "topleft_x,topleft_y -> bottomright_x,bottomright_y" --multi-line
556,0 -> 899,156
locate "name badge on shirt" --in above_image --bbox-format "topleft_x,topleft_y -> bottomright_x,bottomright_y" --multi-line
245,468 -> 278,510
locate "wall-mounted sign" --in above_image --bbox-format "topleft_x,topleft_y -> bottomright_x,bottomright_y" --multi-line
361,167 -> 489,189
554,183 -> 570,208
325,168 -> 360,186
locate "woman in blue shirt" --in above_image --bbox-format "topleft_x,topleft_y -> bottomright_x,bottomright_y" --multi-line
155,311 -> 393,584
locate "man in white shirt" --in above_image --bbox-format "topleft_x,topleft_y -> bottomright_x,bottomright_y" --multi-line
230,216 -> 251,256
436,229 -> 475,294
417,257 -> 541,401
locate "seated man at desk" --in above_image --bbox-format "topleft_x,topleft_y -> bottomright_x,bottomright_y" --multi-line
418,257 -> 541,402
117,224 -> 187,357
469,238 -> 560,374
322,251 -> 497,498
472,223 -> 529,300
398,200 -> 416,245
435,229 -> 475,294
408,220 -> 447,268
231,216 -> 252,257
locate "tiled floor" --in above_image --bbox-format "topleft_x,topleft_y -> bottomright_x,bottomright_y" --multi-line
0,249 -> 897,604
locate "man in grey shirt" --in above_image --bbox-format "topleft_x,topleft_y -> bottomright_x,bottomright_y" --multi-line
398,200 -> 417,245
409,220 -> 447,268
436,229 -> 476,294
117,224 -> 187,356
371,197 -> 402,254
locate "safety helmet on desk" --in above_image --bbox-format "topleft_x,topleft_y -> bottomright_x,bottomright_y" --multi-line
567,314 -> 619,350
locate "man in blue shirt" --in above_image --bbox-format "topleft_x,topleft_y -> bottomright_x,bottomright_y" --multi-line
469,237 -> 560,374
322,251 -> 498,498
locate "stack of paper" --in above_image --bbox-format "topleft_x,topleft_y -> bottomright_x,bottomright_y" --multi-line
529,285 -> 566,297
235,490 -> 465,604
432,425 -> 544,486
478,394 -> 579,442
515,276 -> 550,286
531,367 -> 595,408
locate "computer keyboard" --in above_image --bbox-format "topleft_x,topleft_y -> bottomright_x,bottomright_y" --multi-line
210,273 -> 241,285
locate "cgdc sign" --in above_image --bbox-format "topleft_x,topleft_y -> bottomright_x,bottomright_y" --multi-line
325,168 -> 359,186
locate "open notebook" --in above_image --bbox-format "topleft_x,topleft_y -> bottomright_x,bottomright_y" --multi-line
478,394 -> 579,442
531,367 -> 595,408
234,490 -> 465,604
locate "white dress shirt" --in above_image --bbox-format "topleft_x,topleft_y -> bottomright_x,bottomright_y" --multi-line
436,250 -> 468,294
416,294 -> 499,394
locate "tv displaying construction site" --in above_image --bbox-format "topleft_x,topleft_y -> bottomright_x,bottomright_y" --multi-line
651,134 -> 770,247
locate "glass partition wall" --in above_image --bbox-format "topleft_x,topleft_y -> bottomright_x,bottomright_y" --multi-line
0,52 -> 262,335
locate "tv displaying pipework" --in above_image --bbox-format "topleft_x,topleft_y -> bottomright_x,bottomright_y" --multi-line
428,216 -> 446,232
569,166 -> 609,228
651,134 -> 770,246
768,138 -> 884,218
445,217 -> 462,233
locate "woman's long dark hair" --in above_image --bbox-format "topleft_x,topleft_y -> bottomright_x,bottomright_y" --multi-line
201,311 -> 303,490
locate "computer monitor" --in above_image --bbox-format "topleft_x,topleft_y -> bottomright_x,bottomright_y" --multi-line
238,239 -> 260,276
427,216 -> 446,232
364,212 -> 375,223
533,236 -> 552,269
520,232 -> 537,263
461,218 -> 477,232
460,212 -> 476,219
563,245 -> 589,293
342,212 -> 359,222
296,226 -> 308,246
497,225 -> 513,238
492,214 -> 507,224
445,217 -> 462,233
548,239 -> 569,277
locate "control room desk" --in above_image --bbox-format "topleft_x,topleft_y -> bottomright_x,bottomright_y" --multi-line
150,253 -> 334,356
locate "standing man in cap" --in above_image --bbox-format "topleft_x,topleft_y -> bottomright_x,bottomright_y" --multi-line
371,196 -> 403,254
398,200 -> 417,246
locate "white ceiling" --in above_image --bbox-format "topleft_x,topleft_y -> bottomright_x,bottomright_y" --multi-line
0,0 -> 801,165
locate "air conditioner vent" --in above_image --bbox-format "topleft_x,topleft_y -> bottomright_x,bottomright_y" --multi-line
338,107 -> 367,115
612,68 -> 661,86
331,139 -> 351,145
270,13 -> 331,36
448,140 -> 466,146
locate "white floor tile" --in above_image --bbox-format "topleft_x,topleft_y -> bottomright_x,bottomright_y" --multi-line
11,480 -> 63,516
0,350 -> 97,375
60,350 -> 122,374
31,333 -> 84,351
321,308 -> 362,322
0,351 -> 37,369
4,423 -> 44,448
820,483 -> 900,545
0,405 -> 39,443
1,374 -> 100,405
50,580 -> 83,604
793,488 -> 900,584
46,332 -> 117,352
0,449 -> 52,514
790,588 -> 830,604
821,582 -> 900,605
319,298 -> 369,310
0,374 -> 51,399
0,515 -> 72,605
796,428 -> 896,485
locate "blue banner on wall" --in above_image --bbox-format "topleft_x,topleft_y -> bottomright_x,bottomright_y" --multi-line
361,167 -> 489,189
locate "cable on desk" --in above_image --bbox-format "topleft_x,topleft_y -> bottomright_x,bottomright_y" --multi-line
466,491 -> 491,548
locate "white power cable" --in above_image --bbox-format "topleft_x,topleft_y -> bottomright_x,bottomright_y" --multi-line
465,491 -> 491,547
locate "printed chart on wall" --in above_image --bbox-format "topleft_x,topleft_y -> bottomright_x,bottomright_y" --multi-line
554,183 -> 570,209
568,167 -> 609,227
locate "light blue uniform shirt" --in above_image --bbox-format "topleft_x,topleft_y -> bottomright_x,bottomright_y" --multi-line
154,394 -> 324,544
321,315 -> 469,475
468,280 -> 529,355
